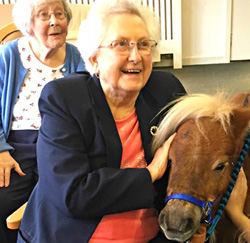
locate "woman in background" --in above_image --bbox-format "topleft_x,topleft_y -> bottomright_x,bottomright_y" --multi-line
0,0 -> 85,242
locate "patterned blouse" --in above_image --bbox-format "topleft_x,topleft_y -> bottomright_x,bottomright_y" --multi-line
11,37 -> 64,130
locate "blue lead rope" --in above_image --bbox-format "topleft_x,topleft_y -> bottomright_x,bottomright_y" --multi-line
206,128 -> 250,240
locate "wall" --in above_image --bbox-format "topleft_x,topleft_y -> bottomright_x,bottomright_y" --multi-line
182,0 -> 231,66
230,0 -> 250,60
0,4 -> 14,28
1,0 -> 248,67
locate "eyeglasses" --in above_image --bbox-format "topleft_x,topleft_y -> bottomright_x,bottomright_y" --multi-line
99,39 -> 157,55
35,10 -> 67,21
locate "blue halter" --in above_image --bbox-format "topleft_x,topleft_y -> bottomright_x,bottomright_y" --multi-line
165,194 -> 216,224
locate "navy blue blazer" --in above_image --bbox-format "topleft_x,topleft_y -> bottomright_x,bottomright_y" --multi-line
18,70 -> 186,243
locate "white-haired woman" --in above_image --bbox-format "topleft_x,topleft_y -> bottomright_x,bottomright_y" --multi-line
18,0 -> 186,242
0,0 -> 85,242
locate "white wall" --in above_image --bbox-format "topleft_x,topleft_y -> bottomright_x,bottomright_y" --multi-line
231,0 -> 250,60
181,0 -> 231,66
0,4 -> 14,28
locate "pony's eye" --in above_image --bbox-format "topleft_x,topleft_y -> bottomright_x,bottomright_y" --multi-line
214,163 -> 225,171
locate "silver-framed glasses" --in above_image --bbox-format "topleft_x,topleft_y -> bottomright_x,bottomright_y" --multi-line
35,10 -> 67,21
99,39 -> 158,55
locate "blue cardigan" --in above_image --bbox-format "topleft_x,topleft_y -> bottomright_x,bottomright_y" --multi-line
18,71 -> 186,243
0,38 -> 85,152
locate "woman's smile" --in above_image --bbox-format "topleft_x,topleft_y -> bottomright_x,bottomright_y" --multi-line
121,69 -> 142,74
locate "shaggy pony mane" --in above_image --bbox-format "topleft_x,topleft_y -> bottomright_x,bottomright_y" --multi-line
152,93 -> 238,152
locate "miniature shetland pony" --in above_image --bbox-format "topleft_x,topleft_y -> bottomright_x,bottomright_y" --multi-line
152,93 -> 250,243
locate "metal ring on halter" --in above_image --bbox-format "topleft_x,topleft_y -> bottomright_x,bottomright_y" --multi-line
150,126 -> 158,136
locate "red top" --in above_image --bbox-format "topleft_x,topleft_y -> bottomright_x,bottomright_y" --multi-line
89,110 -> 158,243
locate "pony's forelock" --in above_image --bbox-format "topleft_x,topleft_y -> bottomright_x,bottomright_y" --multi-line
152,93 -> 238,152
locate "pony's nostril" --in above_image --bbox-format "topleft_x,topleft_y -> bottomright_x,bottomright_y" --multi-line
168,216 -> 194,233
184,218 -> 195,232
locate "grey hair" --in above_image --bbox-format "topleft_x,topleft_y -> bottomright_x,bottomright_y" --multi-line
77,0 -> 161,75
12,0 -> 72,36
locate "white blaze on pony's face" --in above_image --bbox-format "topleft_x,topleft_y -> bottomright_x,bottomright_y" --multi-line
153,93 -> 250,242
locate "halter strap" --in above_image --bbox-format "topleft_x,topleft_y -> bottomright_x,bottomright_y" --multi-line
165,194 -> 212,210
165,194 -> 215,224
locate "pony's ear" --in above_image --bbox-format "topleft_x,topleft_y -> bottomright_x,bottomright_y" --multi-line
230,92 -> 249,107
231,107 -> 250,139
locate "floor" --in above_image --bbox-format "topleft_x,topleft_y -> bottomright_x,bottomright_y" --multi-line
154,61 -> 250,96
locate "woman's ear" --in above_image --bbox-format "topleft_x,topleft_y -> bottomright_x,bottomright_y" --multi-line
28,28 -> 34,36
89,55 -> 99,74
89,54 -> 101,79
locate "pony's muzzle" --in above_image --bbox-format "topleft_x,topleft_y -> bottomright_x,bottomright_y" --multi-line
158,200 -> 202,242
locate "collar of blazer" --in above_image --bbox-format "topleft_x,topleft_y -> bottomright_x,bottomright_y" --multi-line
86,75 -> 157,167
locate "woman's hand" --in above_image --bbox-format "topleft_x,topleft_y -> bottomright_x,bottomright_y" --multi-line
226,168 -> 250,241
226,168 -> 247,219
147,133 -> 176,183
0,151 -> 25,187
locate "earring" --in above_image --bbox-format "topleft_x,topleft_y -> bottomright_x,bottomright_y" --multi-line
95,72 -> 100,79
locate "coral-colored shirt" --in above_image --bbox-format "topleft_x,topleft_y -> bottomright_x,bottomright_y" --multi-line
89,110 -> 158,243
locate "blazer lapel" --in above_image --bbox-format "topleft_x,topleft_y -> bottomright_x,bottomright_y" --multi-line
136,93 -> 156,164
87,76 -> 122,168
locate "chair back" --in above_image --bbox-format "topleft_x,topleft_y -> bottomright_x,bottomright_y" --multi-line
0,22 -> 23,45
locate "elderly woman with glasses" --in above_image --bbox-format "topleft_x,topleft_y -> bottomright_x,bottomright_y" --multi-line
18,0 -> 186,242
0,0 -> 85,242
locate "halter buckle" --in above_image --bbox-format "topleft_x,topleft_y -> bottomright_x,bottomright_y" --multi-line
203,202 -> 211,216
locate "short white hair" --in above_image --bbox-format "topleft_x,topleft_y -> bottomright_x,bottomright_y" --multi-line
12,0 -> 72,36
77,0 -> 161,75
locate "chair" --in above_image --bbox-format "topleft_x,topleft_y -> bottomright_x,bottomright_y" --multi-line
0,22 -> 23,45
6,202 -> 27,230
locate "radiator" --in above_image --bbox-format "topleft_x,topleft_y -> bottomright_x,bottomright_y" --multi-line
68,0 -> 95,3
142,0 -> 182,68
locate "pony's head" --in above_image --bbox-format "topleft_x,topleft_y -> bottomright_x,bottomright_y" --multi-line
152,93 -> 250,242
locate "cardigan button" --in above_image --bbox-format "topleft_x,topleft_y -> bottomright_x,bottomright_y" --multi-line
62,68 -> 66,72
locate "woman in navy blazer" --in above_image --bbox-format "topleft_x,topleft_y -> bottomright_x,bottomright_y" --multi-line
18,0 -> 186,242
